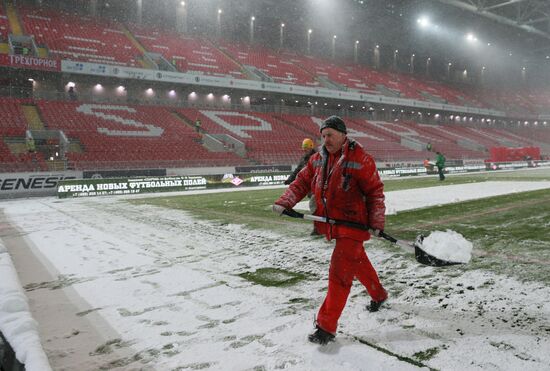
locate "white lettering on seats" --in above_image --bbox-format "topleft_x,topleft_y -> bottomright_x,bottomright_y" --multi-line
200,111 -> 272,138
76,104 -> 164,137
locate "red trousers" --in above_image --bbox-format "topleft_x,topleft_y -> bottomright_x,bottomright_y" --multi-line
316,238 -> 387,334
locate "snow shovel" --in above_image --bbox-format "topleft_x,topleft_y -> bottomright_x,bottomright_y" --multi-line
281,208 -> 462,267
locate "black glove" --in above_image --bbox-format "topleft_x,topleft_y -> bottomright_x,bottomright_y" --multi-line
284,179 -> 291,185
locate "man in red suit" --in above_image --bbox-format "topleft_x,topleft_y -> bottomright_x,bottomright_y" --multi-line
273,116 -> 388,345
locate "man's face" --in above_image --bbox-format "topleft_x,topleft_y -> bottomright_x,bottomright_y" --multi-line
321,128 -> 346,154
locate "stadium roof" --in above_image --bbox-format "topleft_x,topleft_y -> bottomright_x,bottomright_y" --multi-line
434,0 -> 550,52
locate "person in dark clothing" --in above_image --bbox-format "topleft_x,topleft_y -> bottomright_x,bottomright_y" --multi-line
26,136 -> 36,153
284,138 -> 317,185
285,138 -> 320,236
195,119 -> 202,133
435,151 -> 446,181
68,86 -> 77,101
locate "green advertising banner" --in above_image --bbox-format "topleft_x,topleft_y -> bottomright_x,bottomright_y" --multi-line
57,173 -> 292,198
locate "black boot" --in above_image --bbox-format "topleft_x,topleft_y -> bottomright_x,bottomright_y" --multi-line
366,298 -> 387,312
308,325 -> 335,345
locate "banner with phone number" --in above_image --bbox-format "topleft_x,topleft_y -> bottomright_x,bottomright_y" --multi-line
57,172 -> 291,198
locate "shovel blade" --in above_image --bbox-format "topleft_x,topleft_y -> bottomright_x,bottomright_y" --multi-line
413,235 -> 463,267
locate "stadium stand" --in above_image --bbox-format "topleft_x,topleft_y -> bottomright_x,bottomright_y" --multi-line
217,41 -> 318,86
0,98 -> 48,171
343,65 -> 423,100
526,90 -> 550,114
0,2 -> 10,42
127,25 -> 245,79
473,89 -> 536,115
1,1 -> 549,173
1,95 -> 549,170
177,108 -> 309,165
18,5 -> 141,66
33,100 -> 248,169
283,54 -> 378,93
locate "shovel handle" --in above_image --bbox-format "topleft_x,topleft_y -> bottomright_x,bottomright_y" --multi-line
282,209 -> 409,248
378,231 -> 398,243
280,208 -> 460,267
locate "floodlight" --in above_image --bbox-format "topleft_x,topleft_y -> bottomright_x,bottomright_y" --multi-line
417,16 -> 430,28
466,33 -> 477,42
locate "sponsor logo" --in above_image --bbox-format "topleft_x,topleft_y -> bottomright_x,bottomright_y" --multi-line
0,175 -> 76,191
231,177 -> 243,186
8,55 -> 58,69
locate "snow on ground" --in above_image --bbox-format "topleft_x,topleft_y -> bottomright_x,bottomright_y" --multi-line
0,240 -> 51,370
1,180 -> 550,370
297,180 -> 550,215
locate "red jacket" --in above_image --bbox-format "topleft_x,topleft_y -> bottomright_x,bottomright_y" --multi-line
276,138 -> 385,241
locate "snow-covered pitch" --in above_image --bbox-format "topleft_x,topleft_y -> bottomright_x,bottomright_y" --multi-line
1,180 -> 550,370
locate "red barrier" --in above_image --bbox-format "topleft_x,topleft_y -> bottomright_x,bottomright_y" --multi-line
489,147 -> 540,162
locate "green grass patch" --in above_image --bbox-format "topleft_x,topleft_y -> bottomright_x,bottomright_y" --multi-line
413,347 -> 441,361
238,267 -> 308,287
